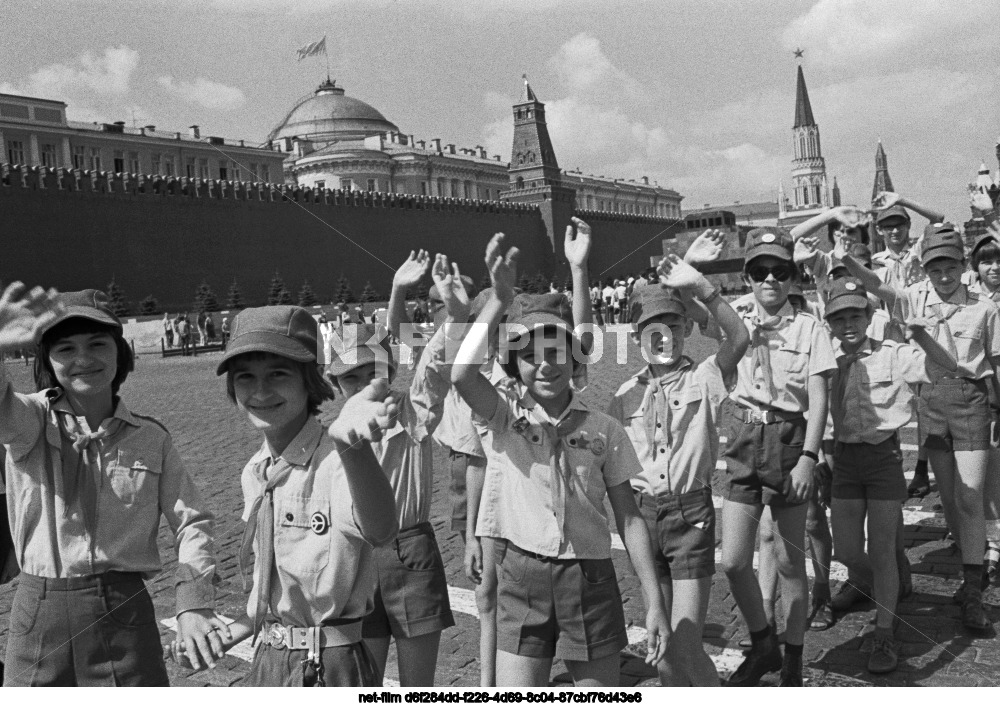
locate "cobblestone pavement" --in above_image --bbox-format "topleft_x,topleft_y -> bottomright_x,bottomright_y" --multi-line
1,341 -> 998,687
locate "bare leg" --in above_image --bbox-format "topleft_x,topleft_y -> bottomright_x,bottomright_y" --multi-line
564,654 -> 619,687
757,508 -> 779,626
477,537 -> 498,687
770,502 -> 810,646
496,652 -> 552,687
721,500 -> 768,632
660,577 -> 718,686
867,501 -> 902,630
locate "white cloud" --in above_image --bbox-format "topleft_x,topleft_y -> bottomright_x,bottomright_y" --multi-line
156,76 -> 247,111
782,0 -> 989,68
546,33 -> 643,102
1,46 -> 139,99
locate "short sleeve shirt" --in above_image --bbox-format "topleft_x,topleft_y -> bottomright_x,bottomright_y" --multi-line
729,294 -> 837,412
608,356 -> 728,496
476,392 -> 640,559
873,248 -> 924,290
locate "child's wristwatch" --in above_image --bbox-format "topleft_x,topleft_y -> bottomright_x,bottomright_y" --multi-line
800,450 -> 819,463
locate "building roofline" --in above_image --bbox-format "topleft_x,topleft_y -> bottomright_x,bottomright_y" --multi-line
0,92 -> 68,107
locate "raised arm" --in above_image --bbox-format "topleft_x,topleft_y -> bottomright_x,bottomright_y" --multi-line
907,318 -> 958,372
874,191 -> 945,225
387,250 -> 430,340
565,217 -> 594,353
452,233 -> 518,421
789,205 -> 867,241
841,253 -> 902,312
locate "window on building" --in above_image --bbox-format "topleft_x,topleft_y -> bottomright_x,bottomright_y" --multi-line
40,143 -> 56,168
463,181 -> 472,199
113,150 -> 125,173
129,151 -> 140,174
186,158 -> 196,178
516,177 -> 524,190
367,178 -> 377,192
484,188 -> 490,200
72,145 -> 85,170
230,161 -> 241,181
450,179 -> 459,197
7,139 -> 25,165
315,180 -> 325,190
261,164 -> 270,182
437,178 -> 446,196
198,158 -> 209,180
152,153 -> 161,174
219,165 -> 228,180
164,157 -> 174,177
88,147 -> 101,171
420,181 -> 427,195
340,178 -> 352,191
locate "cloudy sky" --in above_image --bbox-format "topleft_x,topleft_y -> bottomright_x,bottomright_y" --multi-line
2,0 -> 997,223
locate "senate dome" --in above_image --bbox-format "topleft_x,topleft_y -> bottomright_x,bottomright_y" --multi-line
268,78 -> 399,143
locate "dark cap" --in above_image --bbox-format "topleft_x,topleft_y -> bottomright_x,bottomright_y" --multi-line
216,305 -> 319,375
876,205 -> 910,225
824,277 -> 870,318
428,275 -> 475,303
38,289 -> 122,342
628,284 -> 687,326
971,232 -> 1000,258
506,293 -> 574,340
326,323 -> 395,377
744,227 -> 794,265
920,223 -> 964,265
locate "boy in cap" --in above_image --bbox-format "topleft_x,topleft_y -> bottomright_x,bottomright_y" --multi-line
843,223 -> 1000,631
330,253 -> 469,686
823,277 -> 957,673
720,227 -> 837,686
870,191 -> 945,291
204,305 -> 399,686
608,253 -> 750,685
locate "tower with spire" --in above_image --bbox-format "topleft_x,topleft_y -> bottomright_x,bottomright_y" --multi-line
501,76 -> 576,255
779,64 -> 832,227
872,140 -> 894,202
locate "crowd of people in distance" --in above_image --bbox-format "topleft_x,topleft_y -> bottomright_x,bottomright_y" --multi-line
0,187 -> 999,688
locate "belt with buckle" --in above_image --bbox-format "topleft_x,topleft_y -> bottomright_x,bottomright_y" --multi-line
263,621 -> 362,650
739,406 -> 803,425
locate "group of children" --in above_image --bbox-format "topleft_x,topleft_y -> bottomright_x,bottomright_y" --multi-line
0,190 -> 998,688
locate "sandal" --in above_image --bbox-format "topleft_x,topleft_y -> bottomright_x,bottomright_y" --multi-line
809,599 -> 835,631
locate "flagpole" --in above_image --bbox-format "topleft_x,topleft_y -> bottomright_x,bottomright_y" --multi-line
325,47 -> 330,82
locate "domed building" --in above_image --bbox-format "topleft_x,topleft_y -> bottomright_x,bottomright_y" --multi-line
271,78 -> 511,200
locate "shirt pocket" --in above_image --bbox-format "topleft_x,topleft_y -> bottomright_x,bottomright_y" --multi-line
668,387 -> 704,430
274,497 -> 332,575
775,342 -> 809,377
952,322 -> 984,363
109,451 -> 162,507
865,361 -> 895,406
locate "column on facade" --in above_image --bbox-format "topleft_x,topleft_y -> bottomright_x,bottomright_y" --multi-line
61,136 -> 72,168
29,134 -> 40,166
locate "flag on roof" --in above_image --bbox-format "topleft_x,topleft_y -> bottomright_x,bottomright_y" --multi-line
297,36 -> 327,61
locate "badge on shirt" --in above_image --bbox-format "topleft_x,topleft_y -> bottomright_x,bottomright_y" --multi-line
512,417 -> 530,434
310,512 -> 329,535
590,437 -> 607,456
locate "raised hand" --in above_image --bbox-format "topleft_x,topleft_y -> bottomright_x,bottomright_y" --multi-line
564,216 -> 592,269
906,316 -> 935,338
328,377 -> 398,446
872,191 -> 900,211
392,250 -> 430,290
484,232 -> 519,304
0,283 -> 64,353
794,237 -> 820,265
684,229 -> 726,265
657,253 -> 710,292
431,254 -> 471,321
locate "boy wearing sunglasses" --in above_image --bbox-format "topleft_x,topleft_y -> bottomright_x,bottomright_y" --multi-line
721,228 -> 836,686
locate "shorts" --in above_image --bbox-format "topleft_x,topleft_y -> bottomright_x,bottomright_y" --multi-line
362,522 -> 455,639
494,540 -> 627,662
721,400 -> 807,507
918,378 -> 992,452
832,436 -> 907,502
244,641 -> 380,687
4,572 -> 168,686
635,487 -> 716,580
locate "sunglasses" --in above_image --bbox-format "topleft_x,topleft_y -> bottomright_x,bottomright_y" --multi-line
746,264 -> 794,283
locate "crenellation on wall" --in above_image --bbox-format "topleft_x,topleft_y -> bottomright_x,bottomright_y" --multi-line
573,207 -> 681,226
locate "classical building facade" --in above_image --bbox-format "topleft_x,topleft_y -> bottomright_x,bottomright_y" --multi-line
0,92 -> 285,183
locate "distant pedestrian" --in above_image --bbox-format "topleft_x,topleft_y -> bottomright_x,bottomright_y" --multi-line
196,310 -> 208,346
220,316 -> 230,348
177,313 -> 192,355
205,313 -> 216,342
164,312 -> 174,347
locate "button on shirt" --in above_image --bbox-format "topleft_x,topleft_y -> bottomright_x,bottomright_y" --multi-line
476,391 -> 640,559
902,284 -> 1000,380
241,416 -> 377,628
608,356 -> 728,497
730,294 -> 837,413
873,248 -> 924,290
0,367 -> 216,613
377,326 -> 453,530
830,339 -> 932,445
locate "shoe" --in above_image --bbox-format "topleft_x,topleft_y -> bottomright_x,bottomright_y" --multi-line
809,598 -> 835,631
962,588 -> 991,633
988,558 -> 999,587
738,624 -> 784,649
867,630 -> 900,674
831,580 -> 871,612
778,652 -> 803,687
727,634 -> 782,687
907,472 -> 931,498
898,557 -> 913,600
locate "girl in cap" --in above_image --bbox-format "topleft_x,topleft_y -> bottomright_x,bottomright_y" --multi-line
720,227 -> 837,687
0,284 -> 221,686
452,233 -> 669,687
189,305 -> 398,687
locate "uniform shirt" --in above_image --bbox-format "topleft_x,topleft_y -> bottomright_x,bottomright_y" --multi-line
0,366 -> 216,613
830,339 -> 932,445
434,388 -> 486,458
477,390 -> 640,559
901,283 -> 1000,380
374,326 -> 452,530
608,356 -> 728,497
873,247 -> 924,290
730,293 -> 837,413
241,416 -> 378,628
965,272 -> 1000,304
